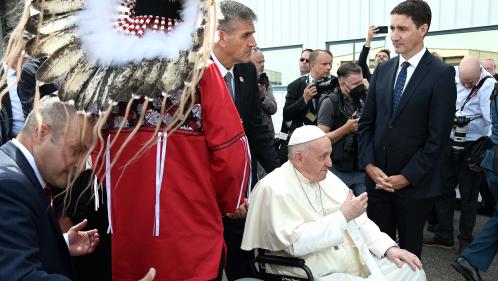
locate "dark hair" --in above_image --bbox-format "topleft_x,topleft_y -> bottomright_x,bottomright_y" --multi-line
308,49 -> 332,65
376,49 -> 391,58
337,62 -> 362,81
301,48 -> 313,55
218,0 -> 257,34
391,0 -> 431,29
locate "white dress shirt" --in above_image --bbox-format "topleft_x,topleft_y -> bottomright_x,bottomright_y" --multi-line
452,68 -> 495,141
211,51 -> 235,98
4,64 -> 25,135
395,47 -> 427,94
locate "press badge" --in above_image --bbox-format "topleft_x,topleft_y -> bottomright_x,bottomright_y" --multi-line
306,111 -> 317,122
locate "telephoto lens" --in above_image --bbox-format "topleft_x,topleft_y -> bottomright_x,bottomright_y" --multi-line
452,116 -> 471,151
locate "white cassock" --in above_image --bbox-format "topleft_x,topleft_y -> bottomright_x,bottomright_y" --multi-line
241,161 -> 426,281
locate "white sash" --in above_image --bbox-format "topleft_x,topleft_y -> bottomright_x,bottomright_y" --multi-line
346,222 -> 387,281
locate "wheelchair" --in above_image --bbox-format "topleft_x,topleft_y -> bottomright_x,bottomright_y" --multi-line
245,249 -> 314,281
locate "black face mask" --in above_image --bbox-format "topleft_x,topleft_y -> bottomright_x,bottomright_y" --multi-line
349,84 -> 366,100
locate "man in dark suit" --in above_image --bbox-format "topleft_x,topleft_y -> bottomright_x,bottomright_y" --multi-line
212,1 -> 280,280
283,49 -> 339,135
358,0 -> 456,259
0,97 -> 101,280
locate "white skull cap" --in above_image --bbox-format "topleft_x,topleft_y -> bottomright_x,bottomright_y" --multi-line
288,125 -> 326,146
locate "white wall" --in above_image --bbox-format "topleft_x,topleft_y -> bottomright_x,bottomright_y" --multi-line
242,0 -> 498,50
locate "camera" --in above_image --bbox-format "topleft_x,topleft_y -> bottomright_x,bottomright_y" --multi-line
452,116 -> 472,151
343,133 -> 357,152
343,113 -> 360,152
314,78 -> 338,95
376,26 -> 388,34
258,72 -> 270,90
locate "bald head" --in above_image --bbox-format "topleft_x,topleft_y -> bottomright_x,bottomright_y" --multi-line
459,56 -> 481,89
250,48 -> 265,73
482,58 -> 496,75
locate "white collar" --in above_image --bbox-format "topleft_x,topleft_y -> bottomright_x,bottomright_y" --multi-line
211,51 -> 234,78
11,139 -> 47,189
399,47 -> 426,69
308,73 -> 331,83
2,63 -> 15,77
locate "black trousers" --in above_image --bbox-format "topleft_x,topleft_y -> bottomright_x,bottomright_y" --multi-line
223,217 -> 255,281
434,142 -> 484,243
367,188 -> 434,259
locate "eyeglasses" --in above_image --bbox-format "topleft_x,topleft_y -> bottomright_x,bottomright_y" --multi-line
299,58 -> 309,63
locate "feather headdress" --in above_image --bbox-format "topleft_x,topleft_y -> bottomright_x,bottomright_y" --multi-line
22,0 -> 215,113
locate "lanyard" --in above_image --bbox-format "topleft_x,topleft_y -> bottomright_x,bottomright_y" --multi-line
459,76 -> 492,112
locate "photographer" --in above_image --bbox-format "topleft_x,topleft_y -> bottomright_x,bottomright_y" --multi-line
283,49 -> 338,135
452,82 -> 498,281
425,56 -> 495,253
357,26 -> 391,82
251,47 -> 276,134
317,62 -> 368,195
251,47 -> 277,180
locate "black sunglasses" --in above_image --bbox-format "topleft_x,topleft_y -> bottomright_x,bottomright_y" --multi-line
299,58 -> 309,63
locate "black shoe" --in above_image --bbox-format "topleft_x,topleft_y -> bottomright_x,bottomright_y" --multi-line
451,257 -> 482,281
423,237 -> 454,249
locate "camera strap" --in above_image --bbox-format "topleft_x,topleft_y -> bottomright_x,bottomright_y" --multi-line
458,75 -> 493,112
491,82 -> 498,121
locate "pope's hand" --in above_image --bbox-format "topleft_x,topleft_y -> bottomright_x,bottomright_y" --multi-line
386,247 -> 423,271
340,191 -> 367,222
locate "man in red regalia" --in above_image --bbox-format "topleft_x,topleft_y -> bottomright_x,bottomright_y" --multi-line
2,0 -> 252,280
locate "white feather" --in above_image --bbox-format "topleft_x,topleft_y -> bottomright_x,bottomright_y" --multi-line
76,0 -> 201,66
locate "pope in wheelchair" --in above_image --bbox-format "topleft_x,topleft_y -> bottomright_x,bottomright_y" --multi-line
241,126 -> 426,281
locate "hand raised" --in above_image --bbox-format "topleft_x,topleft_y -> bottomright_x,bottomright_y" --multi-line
67,219 -> 100,256
303,83 -> 318,103
340,190 -> 368,222
345,118 -> 359,133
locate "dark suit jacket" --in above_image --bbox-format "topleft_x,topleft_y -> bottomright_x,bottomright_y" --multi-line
0,83 -> 13,144
17,58 -> 58,118
0,141 -> 73,281
358,50 -> 456,199
357,45 -> 373,82
233,63 -> 279,173
283,75 -> 338,133
1,67 -> 14,144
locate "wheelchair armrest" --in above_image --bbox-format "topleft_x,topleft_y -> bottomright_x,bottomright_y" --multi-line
252,251 -> 313,281
255,253 -> 306,268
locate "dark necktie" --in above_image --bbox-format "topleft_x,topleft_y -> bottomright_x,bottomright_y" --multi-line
224,72 -> 235,100
392,61 -> 410,115
43,186 -> 53,206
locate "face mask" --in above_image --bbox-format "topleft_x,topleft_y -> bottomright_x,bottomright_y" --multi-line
349,84 -> 366,100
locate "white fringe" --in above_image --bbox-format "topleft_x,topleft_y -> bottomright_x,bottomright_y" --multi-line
236,136 -> 252,208
153,132 -> 168,237
105,135 -> 113,234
